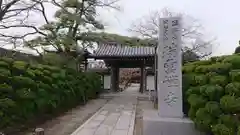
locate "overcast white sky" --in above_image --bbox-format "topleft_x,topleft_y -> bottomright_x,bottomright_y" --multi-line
97,0 -> 240,56
3,0 -> 239,56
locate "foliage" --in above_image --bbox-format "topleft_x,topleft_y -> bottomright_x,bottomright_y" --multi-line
25,0 -> 117,53
41,52 -> 80,70
183,54 -> 240,135
0,0 -> 119,52
182,49 -> 200,64
234,41 -> 240,54
0,57 -> 101,134
81,32 -> 157,46
119,68 -> 140,89
234,46 -> 240,54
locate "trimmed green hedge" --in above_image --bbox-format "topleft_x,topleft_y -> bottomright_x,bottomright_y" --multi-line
0,57 -> 102,133
183,54 -> 240,135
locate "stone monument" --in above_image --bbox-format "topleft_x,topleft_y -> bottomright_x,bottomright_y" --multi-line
142,17 -> 202,135
157,17 -> 183,118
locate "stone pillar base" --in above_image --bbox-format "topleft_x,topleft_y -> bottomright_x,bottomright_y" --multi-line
143,110 -> 204,135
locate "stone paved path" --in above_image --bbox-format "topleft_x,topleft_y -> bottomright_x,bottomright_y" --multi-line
71,86 -> 138,135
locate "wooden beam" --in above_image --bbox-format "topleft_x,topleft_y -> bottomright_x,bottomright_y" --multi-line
140,59 -> 146,93
104,57 -> 155,68
110,65 -> 119,92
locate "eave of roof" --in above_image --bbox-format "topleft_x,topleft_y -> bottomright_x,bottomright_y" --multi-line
88,44 -> 156,58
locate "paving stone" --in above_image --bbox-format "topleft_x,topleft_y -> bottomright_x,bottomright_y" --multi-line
119,105 -> 125,109
111,129 -> 128,135
130,113 -> 135,127
94,125 -> 114,135
124,105 -> 134,110
102,113 -> 120,126
84,120 -> 102,129
122,111 -> 133,116
128,124 -> 134,135
76,128 -> 95,135
99,110 -> 108,115
115,115 -> 131,130
93,114 -> 106,121
71,86 -> 138,135
128,110 -> 136,135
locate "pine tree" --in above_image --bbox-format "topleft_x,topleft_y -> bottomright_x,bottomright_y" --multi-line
26,0 -> 105,53
234,40 -> 240,54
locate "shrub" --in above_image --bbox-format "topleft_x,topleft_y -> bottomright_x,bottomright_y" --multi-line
194,65 -> 209,73
182,64 -> 196,73
194,107 -> 215,132
207,63 -> 232,74
218,115 -> 239,130
0,57 -> 14,64
209,75 -> 228,86
183,54 -> 240,135
220,95 -> 240,113
0,68 -> 11,76
212,124 -> 235,135
230,70 -> 240,82
186,60 -> 212,66
223,55 -> 240,69
201,85 -> 224,101
11,76 -> 36,89
0,61 -> 9,69
0,58 -> 102,133
194,75 -> 208,86
225,82 -> 240,96
205,101 -> 221,116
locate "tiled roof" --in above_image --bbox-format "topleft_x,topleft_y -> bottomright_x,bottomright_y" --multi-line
89,44 -> 156,58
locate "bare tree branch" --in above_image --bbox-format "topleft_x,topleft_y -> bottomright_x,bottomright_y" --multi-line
0,0 -> 50,48
129,7 -> 216,59
0,24 -> 47,36
0,0 -> 20,20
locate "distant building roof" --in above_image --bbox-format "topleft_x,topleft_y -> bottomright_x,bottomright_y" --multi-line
89,44 -> 156,58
